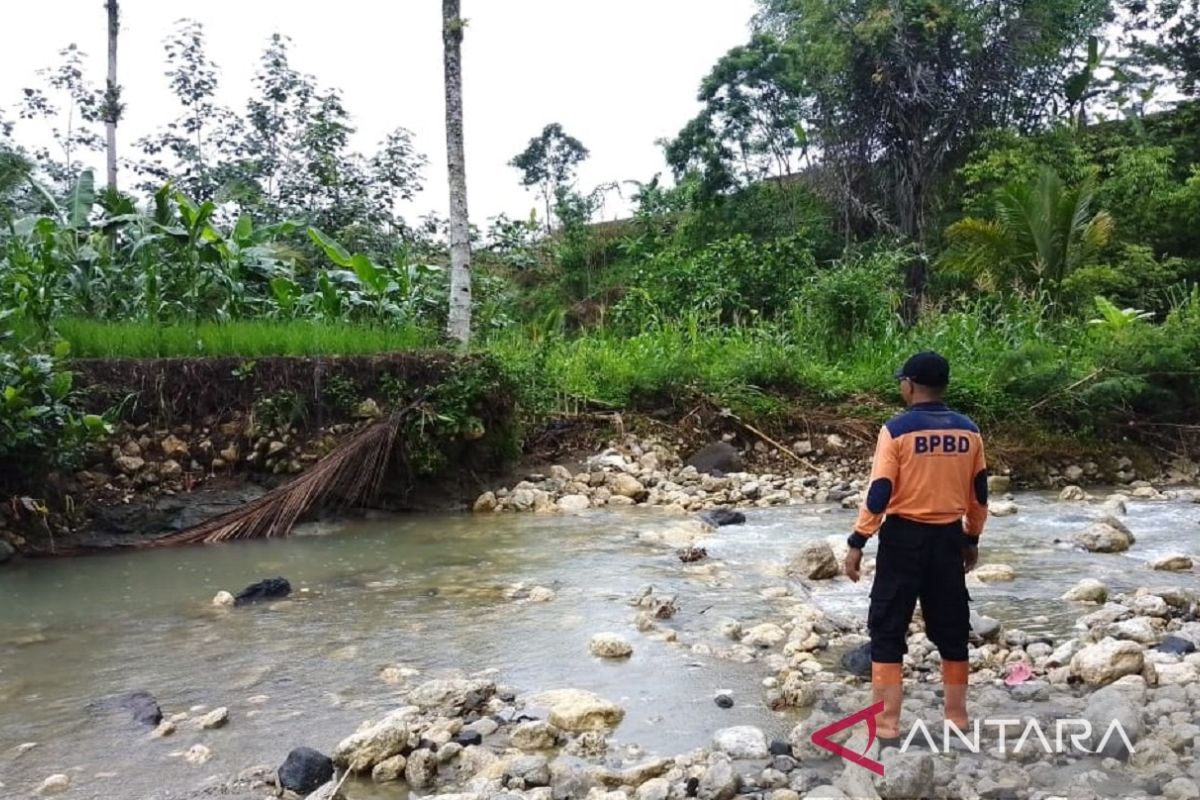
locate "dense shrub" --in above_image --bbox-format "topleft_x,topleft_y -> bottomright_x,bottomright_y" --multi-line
615,233 -> 818,327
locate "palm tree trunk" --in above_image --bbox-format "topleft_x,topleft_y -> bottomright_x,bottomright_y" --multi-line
443,0 -> 472,346
104,0 -> 120,193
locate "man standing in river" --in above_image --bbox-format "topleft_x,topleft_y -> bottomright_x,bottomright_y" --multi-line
843,351 -> 988,744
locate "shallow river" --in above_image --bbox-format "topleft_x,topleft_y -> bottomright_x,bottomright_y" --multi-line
1,493 -> 1197,799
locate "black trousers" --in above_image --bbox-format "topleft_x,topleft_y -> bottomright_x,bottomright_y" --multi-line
868,516 -> 970,663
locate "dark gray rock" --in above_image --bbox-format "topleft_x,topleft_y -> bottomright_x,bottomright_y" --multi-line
840,643 -> 871,678
123,691 -> 163,726
278,747 -> 334,795
0,539 -> 15,563
714,694 -> 734,709
1158,635 -> 1197,655
686,443 -> 742,476
454,730 -> 483,747
700,509 -> 747,527
235,577 -> 291,606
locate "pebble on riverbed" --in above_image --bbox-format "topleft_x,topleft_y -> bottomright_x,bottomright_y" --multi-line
35,774 -> 70,796
589,633 -> 633,659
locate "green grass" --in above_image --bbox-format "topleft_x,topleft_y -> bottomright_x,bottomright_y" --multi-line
55,319 -> 438,359
483,303 -> 1101,428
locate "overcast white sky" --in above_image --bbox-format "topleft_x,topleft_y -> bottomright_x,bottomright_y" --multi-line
0,0 -> 757,225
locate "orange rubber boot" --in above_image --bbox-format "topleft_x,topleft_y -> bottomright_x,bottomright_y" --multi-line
871,662 -> 904,740
942,660 -> 970,730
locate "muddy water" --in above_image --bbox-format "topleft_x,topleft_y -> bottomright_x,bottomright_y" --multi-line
0,494 -> 1197,799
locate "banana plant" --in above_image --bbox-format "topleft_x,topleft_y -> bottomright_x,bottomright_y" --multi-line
307,226 -> 441,324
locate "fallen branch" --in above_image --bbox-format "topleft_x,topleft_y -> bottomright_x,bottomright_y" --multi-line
1029,369 -> 1103,411
146,399 -> 422,547
719,409 -> 821,473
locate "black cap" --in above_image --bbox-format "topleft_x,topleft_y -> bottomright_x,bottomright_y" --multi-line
895,351 -> 950,388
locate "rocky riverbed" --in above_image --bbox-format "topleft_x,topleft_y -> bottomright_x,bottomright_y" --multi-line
153,568 -> 1200,800
2,435 -> 1198,800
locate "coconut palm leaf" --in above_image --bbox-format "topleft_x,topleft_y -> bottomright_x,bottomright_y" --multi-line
147,401 -> 418,547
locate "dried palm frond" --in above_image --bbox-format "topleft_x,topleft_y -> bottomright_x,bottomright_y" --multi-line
149,402 -> 417,547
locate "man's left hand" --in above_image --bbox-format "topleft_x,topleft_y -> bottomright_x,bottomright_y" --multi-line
963,545 -> 978,573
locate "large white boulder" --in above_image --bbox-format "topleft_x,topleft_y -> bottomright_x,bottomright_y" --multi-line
1070,637 -> 1145,685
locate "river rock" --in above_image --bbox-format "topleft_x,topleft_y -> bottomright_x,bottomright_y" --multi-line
35,774 -> 70,795
405,748 -> 437,789
505,754 -> 551,788
1131,594 -> 1169,617
528,689 -> 625,732
1071,637 -> 1145,685
197,706 -> 228,729
1083,685 -> 1142,757
161,434 -> 189,460
790,541 -> 839,580
278,747 -> 334,794
558,495 -> 591,513
528,586 -> 556,602
610,474 -> 647,501
713,726 -> 769,759
185,743 -> 213,765
1060,485 -> 1087,501
1158,636 -> 1196,655
115,454 -> 145,475
234,577 -> 291,605
1150,554 -> 1194,572
700,508 -> 747,527
637,777 -> 671,800
877,750 -> 934,800
989,500 -> 1018,517
1062,579 -> 1108,603
114,690 -> 163,727
743,623 -> 787,648
408,678 -> 495,711
698,754 -> 740,800
1164,778 -> 1200,800
332,707 -> 417,771
970,610 -> 1002,641
686,443 -> 742,475
973,563 -> 1016,582
511,720 -> 561,751
0,539 -> 14,564
372,753 -> 406,783
212,590 -> 235,607
473,492 -> 498,513
1074,521 -> 1134,553
841,642 -> 872,677
589,633 -> 633,659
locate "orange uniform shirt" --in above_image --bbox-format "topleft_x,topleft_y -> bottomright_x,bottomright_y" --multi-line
853,402 -> 989,539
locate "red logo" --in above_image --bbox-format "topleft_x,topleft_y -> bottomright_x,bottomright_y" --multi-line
810,701 -> 886,775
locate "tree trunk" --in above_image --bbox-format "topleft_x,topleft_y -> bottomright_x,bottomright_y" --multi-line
104,0 -> 120,193
443,0 -> 472,347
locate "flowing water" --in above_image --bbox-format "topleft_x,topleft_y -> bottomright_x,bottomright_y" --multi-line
1,493 -> 1197,799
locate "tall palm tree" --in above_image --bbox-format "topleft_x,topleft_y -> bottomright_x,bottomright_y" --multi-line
104,0 -> 121,193
443,0 -> 472,346
940,167 -> 1114,294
